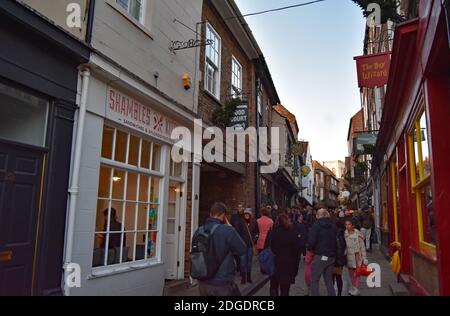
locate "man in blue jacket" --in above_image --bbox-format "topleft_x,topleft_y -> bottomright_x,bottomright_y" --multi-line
306,208 -> 337,296
195,202 -> 246,296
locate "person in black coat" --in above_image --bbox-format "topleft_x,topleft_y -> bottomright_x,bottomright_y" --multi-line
292,213 -> 309,274
269,213 -> 301,296
333,214 -> 347,296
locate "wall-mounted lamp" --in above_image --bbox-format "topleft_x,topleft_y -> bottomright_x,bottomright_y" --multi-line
182,73 -> 191,90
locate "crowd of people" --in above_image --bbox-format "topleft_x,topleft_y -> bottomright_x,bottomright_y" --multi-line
191,201 -> 375,297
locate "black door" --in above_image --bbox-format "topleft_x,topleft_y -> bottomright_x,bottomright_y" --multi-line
0,141 -> 44,296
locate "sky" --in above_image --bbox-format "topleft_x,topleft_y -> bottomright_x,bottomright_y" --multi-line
235,0 -> 366,163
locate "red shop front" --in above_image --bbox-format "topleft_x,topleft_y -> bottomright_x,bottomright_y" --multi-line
372,1 -> 450,296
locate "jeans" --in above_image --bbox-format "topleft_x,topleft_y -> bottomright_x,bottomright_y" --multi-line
310,255 -> 336,296
361,228 -> 372,250
240,247 -> 253,273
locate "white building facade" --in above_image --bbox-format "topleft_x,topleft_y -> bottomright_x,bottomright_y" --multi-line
65,0 -> 203,296
301,142 -> 314,206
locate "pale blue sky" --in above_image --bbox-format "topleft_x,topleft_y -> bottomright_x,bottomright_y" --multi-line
235,0 -> 366,162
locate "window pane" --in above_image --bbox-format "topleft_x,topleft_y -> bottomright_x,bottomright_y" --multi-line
139,174 -> 149,202
124,232 -> 135,262
141,140 -> 151,169
0,81 -> 48,147
419,113 -> 431,178
128,135 -> 140,167
137,203 -> 148,231
126,172 -> 138,201
148,231 -> 158,259
93,233 -> 107,267
95,200 -> 115,232
413,127 -> 421,182
101,126 -> 114,159
152,144 -> 161,171
167,219 -> 175,234
98,166 -> 112,198
129,0 -> 142,21
115,130 -> 128,163
116,0 -> 128,11
420,184 -> 436,245
112,169 -> 126,199
124,202 -> 137,232
135,232 -> 147,260
150,177 -> 160,204
148,205 -> 158,231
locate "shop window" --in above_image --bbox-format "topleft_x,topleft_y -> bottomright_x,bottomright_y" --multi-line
408,106 -> 436,250
0,81 -> 48,147
94,125 -> 162,268
390,152 -> 400,242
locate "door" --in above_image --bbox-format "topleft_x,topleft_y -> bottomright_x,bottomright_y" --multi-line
165,181 -> 182,280
0,142 -> 44,296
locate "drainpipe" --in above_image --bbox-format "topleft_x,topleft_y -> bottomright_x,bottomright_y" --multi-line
63,67 -> 91,296
85,0 -> 96,45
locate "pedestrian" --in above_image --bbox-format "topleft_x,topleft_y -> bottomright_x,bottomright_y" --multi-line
270,203 -> 279,222
306,208 -> 337,296
344,218 -> 368,296
292,212 -> 308,266
193,202 -> 247,296
333,213 -> 347,296
269,214 -> 300,296
360,205 -> 375,252
256,207 -> 274,254
241,208 -> 259,284
230,203 -> 246,273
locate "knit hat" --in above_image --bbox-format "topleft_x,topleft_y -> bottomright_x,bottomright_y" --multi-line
244,208 -> 253,215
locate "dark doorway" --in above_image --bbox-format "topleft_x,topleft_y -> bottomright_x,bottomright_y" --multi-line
0,141 -> 44,296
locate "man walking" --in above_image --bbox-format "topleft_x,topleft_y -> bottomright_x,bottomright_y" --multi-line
193,202 -> 246,296
360,205 -> 375,252
306,208 -> 337,296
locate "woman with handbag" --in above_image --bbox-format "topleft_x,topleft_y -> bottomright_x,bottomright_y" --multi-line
344,218 -> 367,296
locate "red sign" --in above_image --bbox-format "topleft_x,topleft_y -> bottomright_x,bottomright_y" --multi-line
354,53 -> 391,88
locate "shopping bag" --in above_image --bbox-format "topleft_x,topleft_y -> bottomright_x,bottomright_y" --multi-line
390,250 -> 401,274
258,248 -> 275,277
355,264 -> 373,277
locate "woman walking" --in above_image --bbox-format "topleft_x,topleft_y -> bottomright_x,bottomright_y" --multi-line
256,207 -> 274,253
241,208 -> 259,284
333,216 -> 347,296
344,219 -> 367,296
269,214 -> 300,296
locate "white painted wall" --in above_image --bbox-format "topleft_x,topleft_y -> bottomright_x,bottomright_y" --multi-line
92,0 -> 202,113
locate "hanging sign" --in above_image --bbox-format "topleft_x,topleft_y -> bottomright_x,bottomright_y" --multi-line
230,103 -> 248,130
106,87 -> 178,143
354,52 -> 391,88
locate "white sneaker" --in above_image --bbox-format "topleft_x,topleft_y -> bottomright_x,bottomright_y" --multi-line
348,286 -> 361,296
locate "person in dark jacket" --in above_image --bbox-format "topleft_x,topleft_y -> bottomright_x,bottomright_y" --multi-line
194,202 -> 246,296
333,212 -> 347,296
292,213 -> 309,273
241,208 -> 259,284
306,209 -> 337,296
231,203 -> 246,273
269,214 -> 301,296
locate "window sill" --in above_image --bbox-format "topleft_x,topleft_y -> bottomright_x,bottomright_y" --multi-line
88,260 -> 163,280
105,0 -> 154,40
203,88 -> 222,105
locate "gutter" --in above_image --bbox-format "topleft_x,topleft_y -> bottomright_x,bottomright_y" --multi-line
86,0 -> 96,45
63,67 -> 91,296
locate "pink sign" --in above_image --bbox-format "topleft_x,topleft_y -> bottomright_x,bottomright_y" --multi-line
106,87 -> 178,142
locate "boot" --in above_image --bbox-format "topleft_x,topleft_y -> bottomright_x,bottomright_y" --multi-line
247,273 -> 253,283
241,273 -> 246,285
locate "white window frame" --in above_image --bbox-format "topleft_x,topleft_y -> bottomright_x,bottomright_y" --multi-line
231,56 -> 242,98
115,0 -> 145,23
92,124 -> 165,275
204,23 -> 221,99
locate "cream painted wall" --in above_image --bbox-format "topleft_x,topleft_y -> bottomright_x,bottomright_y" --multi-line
19,0 -> 89,40
92,0 -> 202,113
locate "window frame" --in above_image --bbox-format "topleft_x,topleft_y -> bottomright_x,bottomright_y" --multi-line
115,0 -> 145,23
92,124 -> 164,274
407,104 -> 436,255
231,56 -> 243,98
204,23 -> 221,99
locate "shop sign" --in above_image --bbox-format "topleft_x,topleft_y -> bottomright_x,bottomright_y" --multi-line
353,133 -> 378,155
354,53 -> 391,88
106,87 -> 178,143
230,103 -> 248,130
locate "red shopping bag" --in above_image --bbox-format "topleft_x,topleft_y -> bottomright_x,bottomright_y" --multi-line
355,264 -> 373,277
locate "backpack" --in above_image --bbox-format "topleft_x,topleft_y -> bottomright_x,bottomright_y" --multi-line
190,224 -> 220,281
258,228 -> 275,277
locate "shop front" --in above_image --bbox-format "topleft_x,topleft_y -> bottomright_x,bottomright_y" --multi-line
372,1 -> 450,296
67,59 -> 199,295
0,1 -> 89,296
